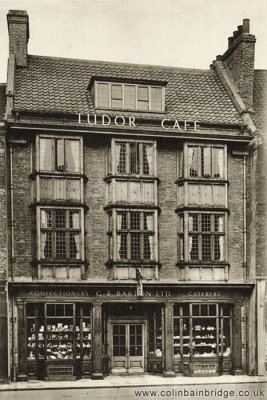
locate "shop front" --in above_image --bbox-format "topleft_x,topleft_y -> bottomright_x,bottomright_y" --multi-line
10,284 -> 252,380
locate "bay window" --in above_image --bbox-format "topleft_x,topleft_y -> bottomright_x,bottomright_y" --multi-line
108,210 -> 156,262
178,213 -> 226,262
40,208 -> 82,260
186,145 -> 225,179
113,141 -> 155,176
39,137 -> 81,173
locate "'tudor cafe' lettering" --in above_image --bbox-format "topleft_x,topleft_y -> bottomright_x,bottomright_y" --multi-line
77,113 -> 200,131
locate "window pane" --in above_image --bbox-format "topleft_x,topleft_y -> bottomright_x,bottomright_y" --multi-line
97,82 -> 109,108
179,236 -> 184,261
178,215 -> 184,233
137,87 -> 149,110
117,233 -> 127,259
201,147 -> 211,177
124,85 -> 136,109
214,235 -> 224,261
40,138 -> 53,171
189,235 -> 198,260
151,87 -> 162,111
41,232 -> 52,258
138,86 -> 149,101
142,144 -> 153,175
116,143 -> 127,174
131,233 -> 141,259
130,143 -> 140,174
55,210 -> 66,228
41,210 -> 52,228
202,235 -> 212,260
56,232 -> 66,258
69,211 -> 80,229
66,140 -> 80,172
117,212 -> 127,230
130,212 -> 140,230
144,234 -> 154,260
188,147 -> 199,177
189,214 -> 198,232
111,84 -> 122,99
111,84 -> 122,108
55,139 -> 65,171
144,213 -> 154,231
201,214 -> 211,232
69,232 -> 80,259
212,148 -> 224,178
214,215 -> 224,232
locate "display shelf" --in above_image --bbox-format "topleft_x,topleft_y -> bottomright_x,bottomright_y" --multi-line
173,303 -> 232,375
26,303 -> 92,379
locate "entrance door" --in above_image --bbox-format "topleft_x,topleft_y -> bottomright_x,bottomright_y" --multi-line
111,323 -> 144,373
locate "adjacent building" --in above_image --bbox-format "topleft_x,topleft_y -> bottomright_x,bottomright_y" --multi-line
0,10 -> 266,382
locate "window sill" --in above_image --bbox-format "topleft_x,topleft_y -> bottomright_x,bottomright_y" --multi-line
105,260 -> 161,267
32,259 -> 88,266
94,107 -> 167,115
29,171 -> 88,181
176,178 -> 229,185
175,206 -> 229,213
104,203 -> 160,212
104,175 -> 160,182
176,261 -> 229,267
29,200 -> 89,210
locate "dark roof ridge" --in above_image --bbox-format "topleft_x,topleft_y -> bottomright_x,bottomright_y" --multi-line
27,54 -> 213,74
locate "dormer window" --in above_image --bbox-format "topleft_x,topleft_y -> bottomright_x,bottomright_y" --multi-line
92,80 -> 165,112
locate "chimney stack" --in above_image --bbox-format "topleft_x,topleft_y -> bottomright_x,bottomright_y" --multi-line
222,18 -> 256,109
7,10 -> 29,67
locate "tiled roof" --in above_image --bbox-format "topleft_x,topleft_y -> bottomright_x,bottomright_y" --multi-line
13,55 -> 242,125
253,70 -> 267,133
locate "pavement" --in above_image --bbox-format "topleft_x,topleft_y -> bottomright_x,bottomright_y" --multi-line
0,374 -> 267,391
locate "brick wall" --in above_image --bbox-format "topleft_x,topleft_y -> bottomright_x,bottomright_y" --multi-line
7,133 -> 248,283
227,152 -> 246,281
157,139 -> 178,280
224,40 -> 255,109
84,135 -> 110,279
11,142 -> 32,279
7,10 -> 29,67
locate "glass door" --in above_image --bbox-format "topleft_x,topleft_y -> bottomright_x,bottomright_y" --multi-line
111,323 -> 144,373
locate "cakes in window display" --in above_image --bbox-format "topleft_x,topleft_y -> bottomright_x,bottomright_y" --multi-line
155,349 -> 162,357
223,347 -> 231,356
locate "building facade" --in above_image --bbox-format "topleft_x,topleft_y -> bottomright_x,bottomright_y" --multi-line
0,10 -> 266,382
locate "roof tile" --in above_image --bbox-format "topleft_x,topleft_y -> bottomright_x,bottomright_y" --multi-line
13,55 -> 243,125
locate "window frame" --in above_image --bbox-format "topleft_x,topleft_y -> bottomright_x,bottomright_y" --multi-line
173,303 -> 232,359
37,135 -> 83,174
109,139 -> 156,177
107,209 -> 158,263
184,144 -> 227,180
37,206 -> 84,261
178,211 -> 227,263
94,81 -> 165,112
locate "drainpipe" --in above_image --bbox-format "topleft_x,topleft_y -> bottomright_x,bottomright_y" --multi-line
243,155 -> 247,278
9,145 -> 16,381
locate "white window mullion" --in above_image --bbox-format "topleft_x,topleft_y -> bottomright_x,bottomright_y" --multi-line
122,83 -> 125,109
108,83 -> 111,109
148,86 -> 151,111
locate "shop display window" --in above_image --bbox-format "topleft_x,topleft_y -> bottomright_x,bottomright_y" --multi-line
148,307 -> 162,357
173,303 -> 231,358
26,303 -> 91,362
